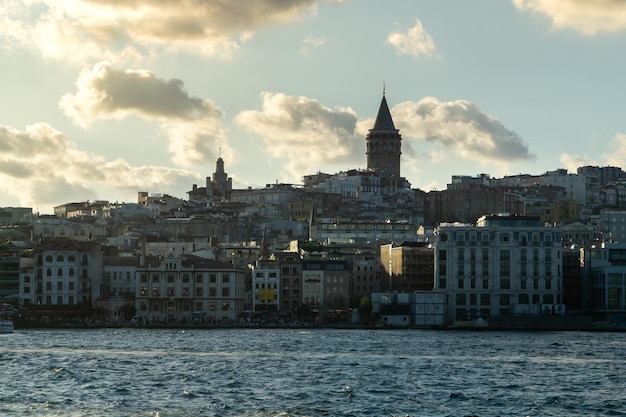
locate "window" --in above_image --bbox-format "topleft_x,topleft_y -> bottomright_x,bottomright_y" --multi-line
209,288 -> 216,296
195,288 -> 203,296
152,274 -> 159,283
222,287 -> 230,297
469,293 -> 477,305
209,274 -> 217,283
499,294 -> 510,306
222,274 -> 230,284
196,274 -> 203,284
222,302 -> 229,311
57,255 -> 64,262
455,293 -> 466,305
480,293 -> 491,306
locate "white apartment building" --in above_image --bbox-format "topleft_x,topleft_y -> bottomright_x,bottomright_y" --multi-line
433,215 -> 562,322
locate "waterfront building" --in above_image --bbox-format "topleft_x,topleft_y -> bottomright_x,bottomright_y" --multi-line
270,251 -> 302,315
351,251 -> 380,304
135,253 -> 246,324
380,242 -> 434,292
562,246 -> 585,314
584,242 -> 626,322
30,239 -> 103,308
250,259 -> 280,318
371,291 -> 446,327
0,242 -> 20,303
99,254 -> 139,321
301,255 -> 350,315
433,214 -> 562,322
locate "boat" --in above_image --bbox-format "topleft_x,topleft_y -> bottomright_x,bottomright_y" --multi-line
0,303 -> 15,333
0,319 -> 13,333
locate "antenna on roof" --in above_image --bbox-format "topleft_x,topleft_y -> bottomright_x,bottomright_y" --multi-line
218,147 -> 221,158
383,81 -> 386,96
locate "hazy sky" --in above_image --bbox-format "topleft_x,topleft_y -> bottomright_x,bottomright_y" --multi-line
2,0 -> 626,214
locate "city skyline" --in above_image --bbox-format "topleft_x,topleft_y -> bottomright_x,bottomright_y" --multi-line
2,1 -> 626,213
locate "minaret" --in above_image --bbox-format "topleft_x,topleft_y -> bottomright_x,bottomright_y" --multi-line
366,87 -> 402,177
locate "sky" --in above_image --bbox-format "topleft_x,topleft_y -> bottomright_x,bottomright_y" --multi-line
2,0 -> 626,214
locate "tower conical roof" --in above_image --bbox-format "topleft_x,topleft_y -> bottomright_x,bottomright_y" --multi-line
372,94 -> 397,131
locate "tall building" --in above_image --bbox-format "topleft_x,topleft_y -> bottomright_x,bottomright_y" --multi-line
187,156 -> 233,203
433,214 -> 563,321
366,91 -> 402,177
210,156 -> 233,200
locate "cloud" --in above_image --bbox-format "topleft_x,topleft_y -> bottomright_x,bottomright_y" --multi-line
601,133 -> 626,167
0,123 -> 199,212
299,36 -> 326,55
0,0 -> 325,63
512,0 -> 626,35
386,19 -> 437,58
234,92 -> 362,181
59,61 -> 228,166
389,97 -> 534,163
560,153 -> 592,172
235,93 -> 532,182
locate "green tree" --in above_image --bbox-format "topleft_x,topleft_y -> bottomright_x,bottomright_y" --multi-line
359,296 -> 372,321
120,304 -> 137,321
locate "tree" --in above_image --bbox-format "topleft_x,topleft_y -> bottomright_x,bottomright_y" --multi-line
359,296 -> 372,321
120,304 -> 137,321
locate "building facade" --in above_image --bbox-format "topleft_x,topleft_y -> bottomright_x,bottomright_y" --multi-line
434,215 -> 563,321
135,254 -> 246,324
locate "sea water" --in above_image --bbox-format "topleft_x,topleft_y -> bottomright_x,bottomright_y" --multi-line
1,328 -> 625,416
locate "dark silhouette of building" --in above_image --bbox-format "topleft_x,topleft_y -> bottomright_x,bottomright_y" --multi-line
366,91 -> 402,177
188,156 -> 233,203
